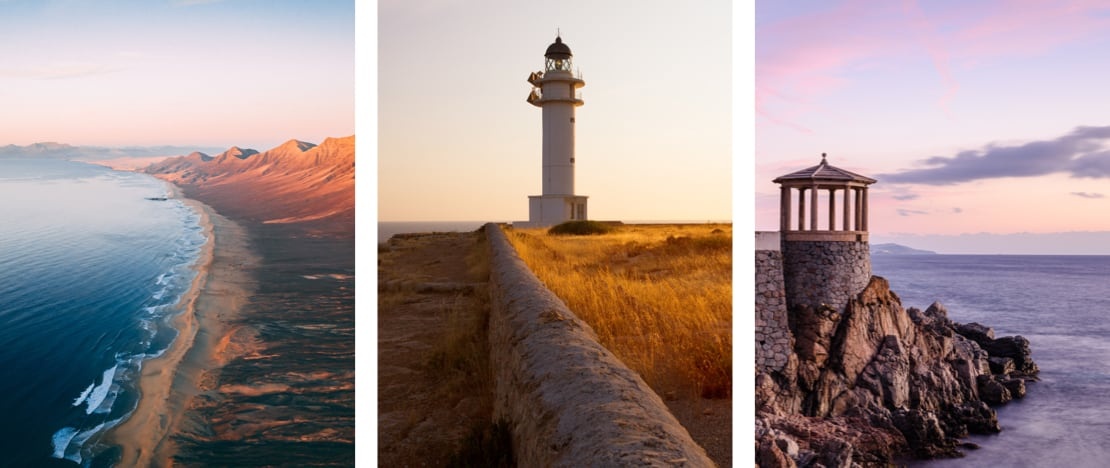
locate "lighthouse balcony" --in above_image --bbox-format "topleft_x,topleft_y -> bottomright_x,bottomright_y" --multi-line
526,88 -> 584,106
539,74 -> 585,87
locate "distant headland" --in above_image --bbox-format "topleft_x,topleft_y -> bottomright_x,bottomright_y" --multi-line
870,243 -> 937,255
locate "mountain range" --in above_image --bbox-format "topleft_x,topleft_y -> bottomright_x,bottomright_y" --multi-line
143,136 -> 354,236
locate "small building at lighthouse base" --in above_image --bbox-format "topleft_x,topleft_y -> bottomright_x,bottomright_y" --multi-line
513,195 -> 588,228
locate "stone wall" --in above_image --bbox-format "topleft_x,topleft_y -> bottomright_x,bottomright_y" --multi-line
755,249 -> 792,373
484,223 -> 713,467
782,240 -> 871,312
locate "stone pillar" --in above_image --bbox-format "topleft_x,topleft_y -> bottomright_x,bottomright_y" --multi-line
798,188 -> 806,232
809,185 -> 818,231
780,186 -> 791,231
843,188 -> 851,232
828,188 -> 836,231
854,188 -> 862,231
862,188 -> 869,231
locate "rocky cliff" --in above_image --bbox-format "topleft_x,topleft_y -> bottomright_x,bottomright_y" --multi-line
756,276 -> 1038,467
143,136 -> 354,236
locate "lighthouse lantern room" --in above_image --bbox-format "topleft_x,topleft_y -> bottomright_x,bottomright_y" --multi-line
518,35 -> 587,227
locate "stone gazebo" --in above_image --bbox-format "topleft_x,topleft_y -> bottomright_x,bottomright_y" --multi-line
773,154 -> 877,312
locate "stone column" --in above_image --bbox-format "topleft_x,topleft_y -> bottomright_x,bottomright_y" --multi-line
810,185 -> 818,231
828,188 -> 836,231
798,187 -> 806,232
862,188 -> 869,231
780,186 -> 790,231
842,187 -> 851,232
854,188 -> 862,231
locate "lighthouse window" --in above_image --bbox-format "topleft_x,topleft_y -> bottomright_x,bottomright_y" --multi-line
570,117 -> 575,123
570,158 -> 575,163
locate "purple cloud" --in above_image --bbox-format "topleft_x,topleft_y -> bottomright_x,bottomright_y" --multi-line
897,208 -> 929,216
1071,191 -> 1105,199
881,126 -> 1110,185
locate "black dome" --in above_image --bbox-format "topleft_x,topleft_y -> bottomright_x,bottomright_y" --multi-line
544,36 -> 572,59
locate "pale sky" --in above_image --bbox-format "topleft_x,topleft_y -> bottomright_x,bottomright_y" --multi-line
0,0 -> 353,150
378,0 -> 732,223
757,1 -> 1110,251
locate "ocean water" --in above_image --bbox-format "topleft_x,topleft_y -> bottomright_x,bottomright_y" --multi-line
377,220 -> 730,244
872,255 -> 1110,467
0,159 -> 206,466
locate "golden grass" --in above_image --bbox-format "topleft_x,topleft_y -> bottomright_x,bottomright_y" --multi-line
506,223 -> 731,398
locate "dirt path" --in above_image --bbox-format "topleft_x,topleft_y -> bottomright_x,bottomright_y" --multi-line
666,398 -> 733,466
378,231 -> 493,466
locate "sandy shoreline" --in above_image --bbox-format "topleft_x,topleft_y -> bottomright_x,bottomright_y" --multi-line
105,184 -> 258,467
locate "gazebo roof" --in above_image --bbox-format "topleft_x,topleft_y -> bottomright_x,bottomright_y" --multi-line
773,154 -> 877,186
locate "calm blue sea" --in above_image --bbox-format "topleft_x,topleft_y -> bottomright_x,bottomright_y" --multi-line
0,159 -> 205,466
873,254 -> 1110,467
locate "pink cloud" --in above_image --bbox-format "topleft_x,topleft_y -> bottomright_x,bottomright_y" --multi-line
757,0 -> 1110,132
952,0 -> 1110,56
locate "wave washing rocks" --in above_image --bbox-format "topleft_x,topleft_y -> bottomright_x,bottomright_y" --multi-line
756,276 -> 1038,467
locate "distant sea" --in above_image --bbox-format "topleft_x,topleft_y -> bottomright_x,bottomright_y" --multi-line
0,159 -> 205,466
377,220 -> 731,244
872,255 -> 1110,467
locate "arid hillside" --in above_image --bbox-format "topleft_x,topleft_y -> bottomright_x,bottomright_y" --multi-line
144,136 -> 354,236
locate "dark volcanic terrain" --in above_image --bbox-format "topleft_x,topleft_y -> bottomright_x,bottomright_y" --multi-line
144,136 -> 355,465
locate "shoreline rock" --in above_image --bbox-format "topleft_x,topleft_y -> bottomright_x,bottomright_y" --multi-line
756,276 -> 1039,467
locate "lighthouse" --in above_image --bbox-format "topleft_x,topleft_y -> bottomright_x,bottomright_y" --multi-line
519,35 -> 588,227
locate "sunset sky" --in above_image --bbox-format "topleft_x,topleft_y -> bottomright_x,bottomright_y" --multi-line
0,0 -> 353,150
378,0 -> 731,223
757,1 -> 1110,253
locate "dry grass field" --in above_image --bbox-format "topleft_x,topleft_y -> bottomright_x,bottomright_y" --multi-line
506,223 -> 731,399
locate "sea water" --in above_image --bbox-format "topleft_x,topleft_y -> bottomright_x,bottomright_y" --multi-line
0,159 -> 206,466
873,254 -> 1110,467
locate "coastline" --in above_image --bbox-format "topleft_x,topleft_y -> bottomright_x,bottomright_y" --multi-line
105,184 -> 258,466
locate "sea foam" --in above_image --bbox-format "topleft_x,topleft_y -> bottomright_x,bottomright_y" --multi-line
84,365 -> 117,415
72,383 -> 94,407
50,427 -> 77,459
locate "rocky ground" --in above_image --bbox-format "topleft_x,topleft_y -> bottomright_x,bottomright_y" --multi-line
756,276 -> 1038,467
378,232 -> 496,466
665,398 -> 732,466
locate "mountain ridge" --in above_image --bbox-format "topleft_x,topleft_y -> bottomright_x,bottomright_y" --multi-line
143,135 -> 354,237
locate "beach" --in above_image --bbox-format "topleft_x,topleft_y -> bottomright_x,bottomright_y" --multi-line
105,187 -> 258,466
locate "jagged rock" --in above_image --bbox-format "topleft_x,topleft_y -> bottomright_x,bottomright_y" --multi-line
950,334 -> 989,392
977,375 -> 1012,405
978,336 -> 1039,375
948,400 -> 999,434
892,409 -> 957,458
756,432 -> 796,468
1001,378 -> 1027,399
956,332 -> 1038,377
776,432 -> 800,459
814,437 -> 854,468
988,356 -> 1015,375
924,302 -> 951,322
954,322 -> 995,343
757,276 -> 1038,465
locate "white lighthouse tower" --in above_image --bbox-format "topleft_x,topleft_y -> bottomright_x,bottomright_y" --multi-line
520,35 -> 588,227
